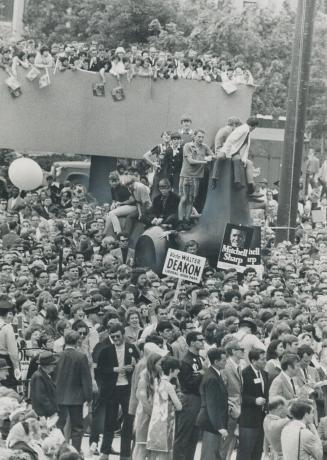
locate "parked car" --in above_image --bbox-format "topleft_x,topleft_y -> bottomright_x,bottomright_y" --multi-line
50,161 -> 90,188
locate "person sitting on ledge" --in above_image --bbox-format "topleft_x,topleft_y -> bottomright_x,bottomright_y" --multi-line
212,116 -> 259,195
142,179 -> 179,229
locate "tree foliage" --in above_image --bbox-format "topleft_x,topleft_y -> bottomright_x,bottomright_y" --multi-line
24,0 -> 181,46
307,11 -> 327,140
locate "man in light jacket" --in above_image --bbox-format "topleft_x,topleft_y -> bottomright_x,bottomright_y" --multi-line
263,396 -> 289,460
212,116 -> 259,194
281,399 -> 323,460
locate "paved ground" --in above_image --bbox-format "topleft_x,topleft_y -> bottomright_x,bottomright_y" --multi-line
82,438 -> 238,459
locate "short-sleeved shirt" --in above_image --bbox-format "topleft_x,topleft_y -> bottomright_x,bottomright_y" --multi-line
180,142 -> 212,178
132,182 -> 152,208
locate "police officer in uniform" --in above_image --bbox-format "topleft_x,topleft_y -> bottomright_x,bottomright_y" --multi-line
173,331 -> 205,460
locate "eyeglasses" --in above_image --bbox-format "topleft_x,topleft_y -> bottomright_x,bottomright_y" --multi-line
78,331 -> 88,336
110,334 -> 122,340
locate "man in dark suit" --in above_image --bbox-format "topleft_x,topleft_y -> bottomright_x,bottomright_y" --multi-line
110,232 -> 135,266
30,351 -> 58,418
221,340 -> 244,460
197,347 -> 229,460
2,221 -> 21,250
96,323 -> 139,460
237,348 -> 269,460
173,331 -> 205,460
33,197 -> 53,220
164,133 -> 184,193
147,178 -> 179,228
56,330 -> 93,453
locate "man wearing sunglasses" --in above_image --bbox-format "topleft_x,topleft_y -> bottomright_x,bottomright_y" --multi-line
110,232 -> 134,266
96,324 -> 139,460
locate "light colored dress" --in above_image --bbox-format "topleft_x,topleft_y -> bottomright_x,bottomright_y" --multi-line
134,369 -> 153,445
147,376 -> 182,458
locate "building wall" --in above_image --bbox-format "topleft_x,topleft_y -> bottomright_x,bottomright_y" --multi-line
0,68 -> 253,158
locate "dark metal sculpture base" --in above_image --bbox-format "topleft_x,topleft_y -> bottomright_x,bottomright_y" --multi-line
135,159 -> 252,272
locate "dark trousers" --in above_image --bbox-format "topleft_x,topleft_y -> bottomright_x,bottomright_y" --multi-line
221,414 -> 238,460
173,394 -> 201,460
0,354 -> 17,389
201,431 -> 223,460
89,391 -> 106,445
212,156 -> 250,186
57,404 -> 83,452
236,426 -> 264,460
100,385 -> 132,457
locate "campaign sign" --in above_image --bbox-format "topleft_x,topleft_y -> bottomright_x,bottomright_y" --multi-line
162,248 -> 206,284
247,226 -> 261,266
217,223 -> 254,272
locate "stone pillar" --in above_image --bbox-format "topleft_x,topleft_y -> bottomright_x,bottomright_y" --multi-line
12,0 -> 25,39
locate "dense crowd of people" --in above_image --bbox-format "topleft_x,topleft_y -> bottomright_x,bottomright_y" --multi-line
0,38 -> 255,85
0,107 -> 327,460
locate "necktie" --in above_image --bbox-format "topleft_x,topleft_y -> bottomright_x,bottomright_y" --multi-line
290,378 -> 297,395
303,368 -> 308,381
257,371 -> 264,393
237,365 -> 242,382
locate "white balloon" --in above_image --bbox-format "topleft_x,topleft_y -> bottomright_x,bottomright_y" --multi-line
8,158 -> 43,191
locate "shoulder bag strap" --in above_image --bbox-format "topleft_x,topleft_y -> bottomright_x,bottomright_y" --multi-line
298,427 -> 303,460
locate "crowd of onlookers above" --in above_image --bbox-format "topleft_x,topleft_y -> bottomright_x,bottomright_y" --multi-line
0,38 -> 255,84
